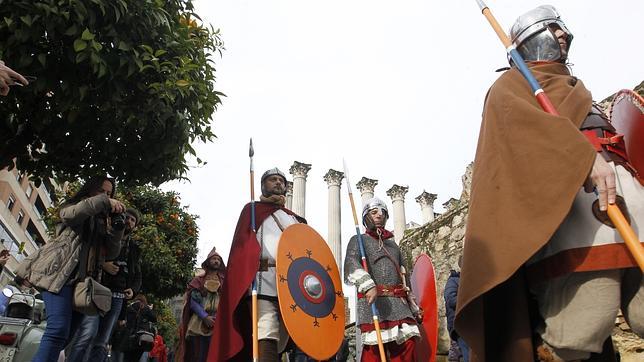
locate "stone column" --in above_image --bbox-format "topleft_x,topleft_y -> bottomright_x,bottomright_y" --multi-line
356,177 -> 378,204
289,161 -> 311,217
324,169 -> 344,269
416,191 -> 438,224
386,185 -> 409,243
285,181 -> 293,210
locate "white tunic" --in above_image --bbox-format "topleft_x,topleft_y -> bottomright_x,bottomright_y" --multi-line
256,209 -> 299,297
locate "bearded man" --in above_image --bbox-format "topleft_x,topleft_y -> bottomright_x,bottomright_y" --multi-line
208,168 -> 306,361
178,247 -> 225,362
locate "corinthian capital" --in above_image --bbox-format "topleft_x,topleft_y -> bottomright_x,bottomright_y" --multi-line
415,191 -> 438,207
356,177 -> 378,194
386,184 -> 409,202
289,161 -> 312,179
323,169 -> 344,187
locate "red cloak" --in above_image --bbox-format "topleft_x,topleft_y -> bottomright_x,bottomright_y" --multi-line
207,202 -> 305,361
177,249 -> 225,362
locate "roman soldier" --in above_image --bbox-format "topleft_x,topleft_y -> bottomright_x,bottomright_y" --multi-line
344,197 -> 422,361
208,168 -> 306,361
455,5 -> 644,361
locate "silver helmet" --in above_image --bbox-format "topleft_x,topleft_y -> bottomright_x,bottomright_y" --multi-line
261,167 -> 287,196
362,197 -> 389,227
509,5 -> 573,62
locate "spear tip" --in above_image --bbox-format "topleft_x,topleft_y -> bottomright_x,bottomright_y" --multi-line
475,0 -> 488,11
249,138 -> 254,157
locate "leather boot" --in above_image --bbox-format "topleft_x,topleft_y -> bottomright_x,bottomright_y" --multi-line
259,339 -> 279,362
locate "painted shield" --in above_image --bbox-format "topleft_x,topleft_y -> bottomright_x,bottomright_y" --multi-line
276,224 -> 345,360
610,89 -> 644,184
411,253 -> 438,362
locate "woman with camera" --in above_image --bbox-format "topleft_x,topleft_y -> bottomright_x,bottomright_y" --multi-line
16,176 -> 125,362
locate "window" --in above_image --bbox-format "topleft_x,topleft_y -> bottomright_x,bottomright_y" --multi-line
26,184 -> 33,199
6,195 -> 15,211
17,210 -> 25,226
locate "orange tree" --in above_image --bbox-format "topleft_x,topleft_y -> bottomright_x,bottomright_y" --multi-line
0,0 -> 224,186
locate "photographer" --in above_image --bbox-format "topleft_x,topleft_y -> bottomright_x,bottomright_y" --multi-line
89,208 -> 142,362
15,176 -> 125,362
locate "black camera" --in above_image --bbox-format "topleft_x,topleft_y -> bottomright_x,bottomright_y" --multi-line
111,213 -> 127,231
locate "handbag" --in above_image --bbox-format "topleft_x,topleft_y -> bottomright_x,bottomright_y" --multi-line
73,276 -> 112,315
73,226 -> 112,316
130,330 -> 155,352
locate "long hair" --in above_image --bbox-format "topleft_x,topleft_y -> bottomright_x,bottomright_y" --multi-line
63,176 -> 115,207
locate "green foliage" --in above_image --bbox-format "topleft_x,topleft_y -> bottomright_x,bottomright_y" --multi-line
151,299 -> 179,351
0,0 -> 224,186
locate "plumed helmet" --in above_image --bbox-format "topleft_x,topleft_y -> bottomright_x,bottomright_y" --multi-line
361,197 -> 389,227
509,5 -> 573,62
261,167 -> 287,196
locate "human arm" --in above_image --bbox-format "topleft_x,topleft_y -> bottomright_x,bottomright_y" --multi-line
344,236 -> 377,303
444,276 -> 458,310
0,60 -> 28,96
59,194 -> 112,226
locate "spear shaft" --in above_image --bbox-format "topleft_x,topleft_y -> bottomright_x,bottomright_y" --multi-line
249,138 -> 259,361
475,0 -> 644,272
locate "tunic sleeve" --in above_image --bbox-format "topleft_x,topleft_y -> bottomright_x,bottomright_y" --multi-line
344,235 -> 375,293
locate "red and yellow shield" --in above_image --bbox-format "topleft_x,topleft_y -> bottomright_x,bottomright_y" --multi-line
276,224 -> 345,360
610,89 -> 644,184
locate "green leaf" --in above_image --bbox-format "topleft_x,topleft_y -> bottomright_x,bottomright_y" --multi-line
19,15 -> 32,26
81,28 -> 94,41
154,49 -> 167,57
64,25 -> 78,36
38,53 -> 46,66
3,17 -> 12,26
117,41 -> 131,51
176,80 -> 189,87
73,39 -> 87,52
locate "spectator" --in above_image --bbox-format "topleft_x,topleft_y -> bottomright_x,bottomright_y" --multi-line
125,294 -> 157,361
72,207 -> 142,362
15,176 -> 125,362
0,60 -> 28,95
444,256 -> 468,362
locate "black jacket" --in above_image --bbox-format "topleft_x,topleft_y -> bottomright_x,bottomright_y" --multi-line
102,236 -> 142,294
444,270 -> 460,340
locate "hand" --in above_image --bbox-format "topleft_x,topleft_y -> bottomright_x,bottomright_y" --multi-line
0,254 -> 9,267
102,261 -> 120,275
365,287 -> 378,304
0,60 -> 28,96
415,308 -> 424,323
202,315 -> 215,328
124,288 -> 134,299
109,199 -> 126,214
584,154 -> 616,211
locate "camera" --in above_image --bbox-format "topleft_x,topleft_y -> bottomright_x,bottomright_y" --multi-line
111,213 -> 126,231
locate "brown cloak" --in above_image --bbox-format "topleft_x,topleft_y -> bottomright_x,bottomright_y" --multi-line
454,63 -> 596,361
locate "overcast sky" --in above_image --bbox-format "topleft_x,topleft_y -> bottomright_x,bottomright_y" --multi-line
163,0 -> 644,307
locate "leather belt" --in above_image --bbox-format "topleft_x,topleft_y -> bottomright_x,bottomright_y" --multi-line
259,259 -> 276,272
357,284 -> 408,299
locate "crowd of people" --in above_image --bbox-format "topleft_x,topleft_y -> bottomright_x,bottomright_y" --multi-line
2,2 -> 643,362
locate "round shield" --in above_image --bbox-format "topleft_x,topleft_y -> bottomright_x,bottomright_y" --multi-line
276,224 -> 345,360
411,253 -> 438,362
610,89 -> 644,185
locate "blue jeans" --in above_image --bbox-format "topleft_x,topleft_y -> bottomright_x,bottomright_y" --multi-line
457,337 -> 470,362
66,311 -> 100,362
33,285 -> 74,362
89,296 -> 124,362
